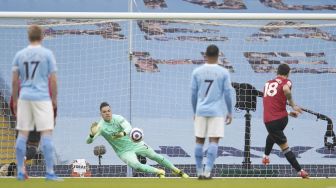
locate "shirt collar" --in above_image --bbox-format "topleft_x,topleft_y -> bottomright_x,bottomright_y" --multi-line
204,63 -> 219,66
28,45 -> 42,48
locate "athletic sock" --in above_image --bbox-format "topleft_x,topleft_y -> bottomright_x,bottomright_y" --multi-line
195,143 -> 204,176
283,147 -> 302,172
15,135 -> 27,174
41,135 -> 55,174
204,143 -> 218,177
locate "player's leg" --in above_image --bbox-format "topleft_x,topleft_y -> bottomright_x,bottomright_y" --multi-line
203,137 -> 219,179
275,118 -> 301,172
279,142 -> 308,178
15,99 -> 33,180
20,129 -> 41,180
194,116 -> 207,177
195,137 -> 205,177
263,121 -> 277,165
203,117 -> 224,179
135,144 -> 189,178
133,155 -> 147,177
119,151 -> 165,177
40,129 -> 60,180
33,101 -> 61,181
272,117 -> 309,178
16,131 -> 29,180
262,134 -> 274,165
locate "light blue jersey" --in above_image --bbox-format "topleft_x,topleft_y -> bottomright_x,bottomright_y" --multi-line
191,64 -> 233,117
12,45 -> 57,101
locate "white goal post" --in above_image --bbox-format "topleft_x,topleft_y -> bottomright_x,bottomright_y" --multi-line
0,12 -> 336,20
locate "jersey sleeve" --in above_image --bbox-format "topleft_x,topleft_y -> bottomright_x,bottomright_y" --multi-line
286,80 -> 292,89
120,119 -> 132,134
223,70 -> 233,114
11,52 -> 19,73
191,71 -> 198,114
117,116 -> 132,134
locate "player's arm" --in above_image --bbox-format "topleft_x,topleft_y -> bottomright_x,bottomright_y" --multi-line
49,73 -> 57,109
223,71 -> 233,125
120,118 -> 132,135
112,117 -> 131,139
191,72 -> 198,116
283,84 -> 302,114
48,51 -> 58,109
86,122 -> 101,144
11,54 -> 20,115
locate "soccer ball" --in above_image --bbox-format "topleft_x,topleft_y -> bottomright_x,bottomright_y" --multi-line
130,128 -> 144,142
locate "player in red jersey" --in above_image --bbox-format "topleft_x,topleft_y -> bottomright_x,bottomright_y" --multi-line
262,64 -> 309,179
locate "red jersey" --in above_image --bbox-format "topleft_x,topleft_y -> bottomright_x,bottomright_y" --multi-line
263,76 -> 292,123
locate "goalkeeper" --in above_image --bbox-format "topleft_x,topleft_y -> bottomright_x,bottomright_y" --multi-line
86,102 -> 189,178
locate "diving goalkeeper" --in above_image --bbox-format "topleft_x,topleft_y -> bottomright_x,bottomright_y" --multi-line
86,102 -> 189,178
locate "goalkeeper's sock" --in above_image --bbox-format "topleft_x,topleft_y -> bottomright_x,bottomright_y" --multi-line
283,147 -> 302,172
15,135 -> 27,174
204,143 -> 218,177
137,164 -> 165,176
265,135 -> 274,156
195,143 -> 204,176
41,135 -> 55,174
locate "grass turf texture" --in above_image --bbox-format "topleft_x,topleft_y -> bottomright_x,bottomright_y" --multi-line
1,178 -> 336,188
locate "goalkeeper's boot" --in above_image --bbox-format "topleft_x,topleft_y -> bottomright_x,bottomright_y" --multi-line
262,155 -> 270,165
298,169 -> 309,179
157,169 -> 166,178
174,170 -> 189,178
46,172 -> 64,181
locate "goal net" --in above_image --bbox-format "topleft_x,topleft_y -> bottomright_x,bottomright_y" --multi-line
0,13 -> 335,178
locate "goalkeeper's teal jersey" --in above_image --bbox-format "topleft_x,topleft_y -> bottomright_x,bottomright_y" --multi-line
87,114 -> 143,155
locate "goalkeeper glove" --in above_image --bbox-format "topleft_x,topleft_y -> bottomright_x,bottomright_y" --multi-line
90,122 -> 99,137
86,136 -> 93,144
111,131 -> 126,139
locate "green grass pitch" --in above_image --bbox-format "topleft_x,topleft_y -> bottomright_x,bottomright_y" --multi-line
1,178 -> 336,188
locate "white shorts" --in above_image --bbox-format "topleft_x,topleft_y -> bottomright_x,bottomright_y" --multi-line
194,116 -> 224,138
16,99 -> 54,131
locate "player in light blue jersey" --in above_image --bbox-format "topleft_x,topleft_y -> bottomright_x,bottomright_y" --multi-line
191,44 -> 233,179
12,25 -> 61,181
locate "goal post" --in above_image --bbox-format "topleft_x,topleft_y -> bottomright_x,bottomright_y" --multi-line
0,12 -> 336,20
0,12 -> 335,178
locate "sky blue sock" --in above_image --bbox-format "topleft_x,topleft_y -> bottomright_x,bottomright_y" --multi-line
204,143 -> 218,177
15,135 -> 27,174
195,143 -> 204,176
41,135 -> 54,174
